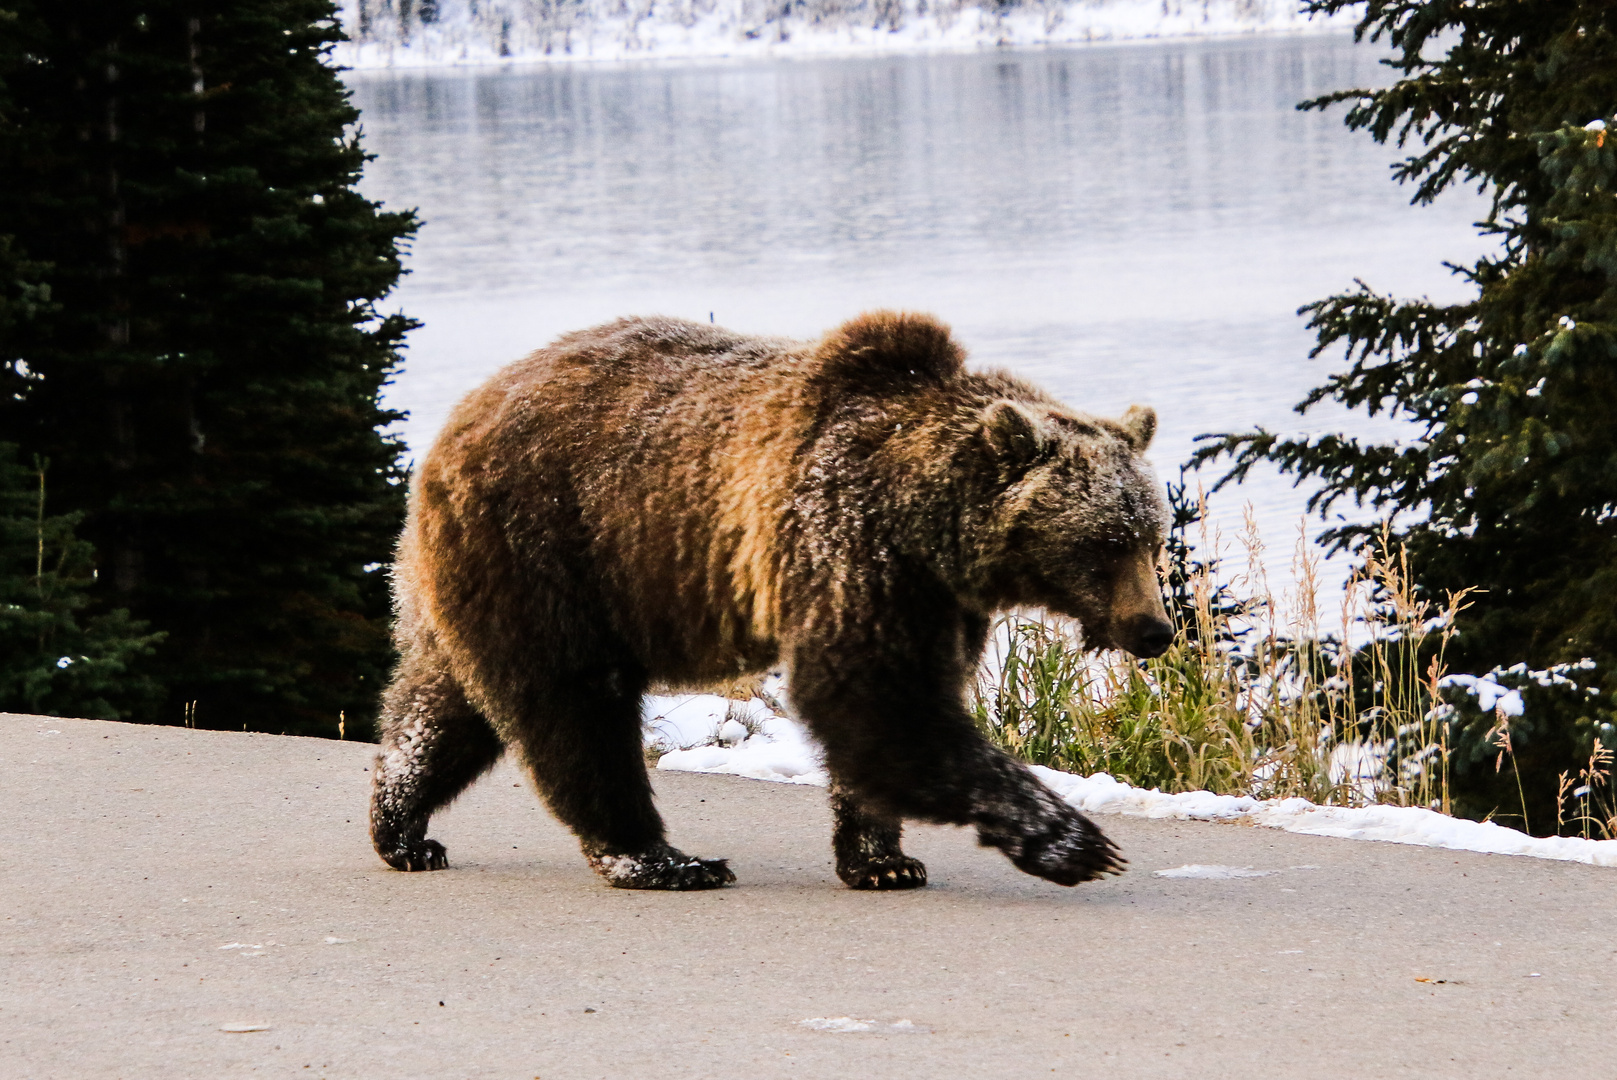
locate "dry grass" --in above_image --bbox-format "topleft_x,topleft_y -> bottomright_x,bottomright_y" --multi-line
1557,743 -> 1617,840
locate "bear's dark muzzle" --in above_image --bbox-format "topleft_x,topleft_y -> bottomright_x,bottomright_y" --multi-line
1123,615 -> 1174,659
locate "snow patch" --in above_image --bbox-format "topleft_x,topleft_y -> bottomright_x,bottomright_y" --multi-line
655,718 -> 829,785
801,1016 -> 926,1033
643,692 -> 775,749
1439,673 -> 1524,716
648,692 -> 829,785
1153,864 -> 1272,879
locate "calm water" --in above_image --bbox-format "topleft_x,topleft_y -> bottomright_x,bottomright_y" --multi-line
348,36 -> 1489,575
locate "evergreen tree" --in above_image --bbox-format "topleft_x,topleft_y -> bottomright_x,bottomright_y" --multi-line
0,1 -> 416,736
0,2 -> 47,396
1195,0 -> 1617,826
0,8 -> 165,719
0,446 -> 165,718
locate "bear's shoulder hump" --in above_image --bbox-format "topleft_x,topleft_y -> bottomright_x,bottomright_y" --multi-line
813,310 -> 964,393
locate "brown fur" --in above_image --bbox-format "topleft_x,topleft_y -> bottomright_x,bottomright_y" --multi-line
371,311 -> 1171,890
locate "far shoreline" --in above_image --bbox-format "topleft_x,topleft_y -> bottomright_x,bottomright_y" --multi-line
332,20 -> 1355,79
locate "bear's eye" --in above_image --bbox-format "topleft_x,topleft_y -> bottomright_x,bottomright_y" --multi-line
1091,535 -> 1130,554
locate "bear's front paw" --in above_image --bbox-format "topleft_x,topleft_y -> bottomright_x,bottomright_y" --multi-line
1009,815 -> 1125,886
379,838 -> 449,872
586,845 -> 737,890
838,854 -> 928,891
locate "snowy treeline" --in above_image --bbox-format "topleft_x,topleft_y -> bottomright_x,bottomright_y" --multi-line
333,0 -> 1350,68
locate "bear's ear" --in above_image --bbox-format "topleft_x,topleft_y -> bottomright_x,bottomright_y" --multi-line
1120,405 -> 1156,452
979,400 -> 1048,469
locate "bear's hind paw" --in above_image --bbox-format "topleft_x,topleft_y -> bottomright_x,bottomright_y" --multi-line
587,845 -> 737,890
378,839 -> 449,872
838,854 -> 928,891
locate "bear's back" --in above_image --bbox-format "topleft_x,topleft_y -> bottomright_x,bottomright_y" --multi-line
412,316 -> 820,680
407,311 -> 1023,683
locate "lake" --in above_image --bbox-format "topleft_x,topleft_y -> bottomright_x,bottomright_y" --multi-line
347,34 -> 1490,585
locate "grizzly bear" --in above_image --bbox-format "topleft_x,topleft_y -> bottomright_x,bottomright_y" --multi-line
371,311 -> 1172,891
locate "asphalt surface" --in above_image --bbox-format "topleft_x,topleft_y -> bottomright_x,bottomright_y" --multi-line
4,714 -> 1614,1079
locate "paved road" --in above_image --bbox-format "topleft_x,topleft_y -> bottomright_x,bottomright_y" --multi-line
4,714 -> 1614,1079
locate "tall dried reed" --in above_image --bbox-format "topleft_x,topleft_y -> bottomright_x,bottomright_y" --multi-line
1557,743 -> 1617,840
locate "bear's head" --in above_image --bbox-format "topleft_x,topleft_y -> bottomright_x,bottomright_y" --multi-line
974,399 -> 1174,659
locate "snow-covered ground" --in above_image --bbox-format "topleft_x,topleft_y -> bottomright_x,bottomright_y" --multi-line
645,683 -> 831,785
645,691 -> 1617,868
334,0 -> 1353,70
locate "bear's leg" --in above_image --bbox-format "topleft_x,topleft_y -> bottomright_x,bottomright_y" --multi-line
951,743 -> 1125,885
792,644 -> 1124,887
500,669 -> 736,891
829,779 -> 927,890
833,722 -> 1122,886
371,653 -> 504,872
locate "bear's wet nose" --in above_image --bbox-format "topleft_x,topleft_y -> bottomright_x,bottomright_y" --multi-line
1130,617 -> 1174,659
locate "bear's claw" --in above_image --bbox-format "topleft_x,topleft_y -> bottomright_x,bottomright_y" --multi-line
839,854 -> 928,891
379,839 -> 449,872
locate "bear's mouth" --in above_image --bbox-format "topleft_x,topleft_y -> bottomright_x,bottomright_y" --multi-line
1019,571 -> 1112,649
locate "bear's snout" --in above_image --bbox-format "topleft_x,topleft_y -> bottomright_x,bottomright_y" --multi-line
1122,614 -> 1175,659
1102,544 -> 1173,659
